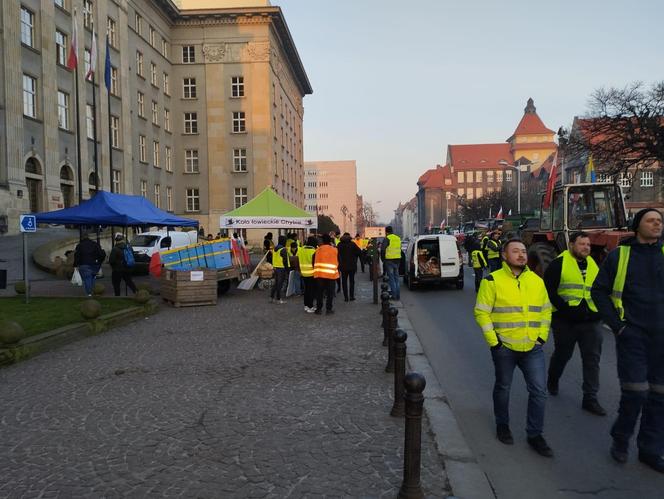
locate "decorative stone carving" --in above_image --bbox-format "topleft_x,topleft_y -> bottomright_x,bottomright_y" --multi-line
202,44 -> 227,63
247,41 -> 270,62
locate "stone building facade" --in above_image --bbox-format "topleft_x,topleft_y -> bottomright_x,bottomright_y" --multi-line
0,0 -> 311,235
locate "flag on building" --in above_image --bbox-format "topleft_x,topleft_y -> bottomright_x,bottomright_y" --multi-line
439,219 -> 446,230
104,35 -> 112,90
86,26 -> 97,81
496,206 -> 504,220
543,151 -> 558,209
585,155 -> 596,183
66,13 -> 78,70
508,209 -> 512,216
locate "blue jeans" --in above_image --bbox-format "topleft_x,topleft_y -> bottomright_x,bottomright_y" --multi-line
384,259 -> 400,300
491,343 -> 547,437
78,264 -> 97,295
611,325 -> 664,456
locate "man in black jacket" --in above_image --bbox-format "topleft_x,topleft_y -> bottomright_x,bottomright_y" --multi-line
108,235 -> 137,297
74,231 -> 106,296
592,208 -> 664,473
544,231 -> 606,415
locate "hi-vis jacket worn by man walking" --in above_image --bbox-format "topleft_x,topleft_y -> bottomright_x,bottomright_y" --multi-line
474,242 -> 553,457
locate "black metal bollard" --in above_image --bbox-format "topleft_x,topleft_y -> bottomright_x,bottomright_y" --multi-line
390,329 -> 408,417
385,307 -> 398,372
398,372 -> 426,499
381,291 -> 391,346
379,282 -> 389,316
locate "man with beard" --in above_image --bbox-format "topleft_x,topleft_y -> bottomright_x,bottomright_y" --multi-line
544,231 -> 606,416
474,239 -> 553,457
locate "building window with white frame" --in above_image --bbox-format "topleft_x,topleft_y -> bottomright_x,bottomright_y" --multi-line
140,180 -> 147,198
619,172 -> 632,188
505,170 -> 512,182
23,74 -> 37,118
182,46 -> 195,63
185,149 -> 199,173
137,91 -> 145,118
231,76 -> 244,98
457,171 -> 464,184
112,170 -> 121,193
496,170 -> 503,183
166,186 -> 173,211
486,170 -> 494,183
640,170 -> 654,188
233,148 -> 247,172
20,7 -> 35,47
163,73 -> 169,95
165,146 -> 172,172
184,112 -> 198,134
151,101 -> 158,125
597,172 -> 611,183
150,63 -> 157,86
110,115 -> 120,148
134,12 -> 143,35
183,77 -> 196,99
107,17 -> 117,48
110,66 -> 119,95
234,187 -> 248,208
55,31 -> 68,66
55,0 -> 67,10
84,48 -> 92,79
86,104 -> 95,139
149,25 -> 156,47
476,170 -> 483,183
186,188 -> 200,211
232,112 -> 246,133
154,184 -> 160,207
162,39 -> 169,59
57,91 -> 70,129
83,0 -> 93,29
164,108 -> 171,131
136,51 -> 144,77
138,135 -> 146,162
153,140 -> 160,167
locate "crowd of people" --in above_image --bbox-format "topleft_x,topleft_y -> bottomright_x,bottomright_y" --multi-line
472,207 -> 664,474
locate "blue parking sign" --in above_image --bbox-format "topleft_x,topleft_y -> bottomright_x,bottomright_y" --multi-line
20,215 -> 37,233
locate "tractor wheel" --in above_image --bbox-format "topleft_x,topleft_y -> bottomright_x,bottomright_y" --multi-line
528,243 -> 557,276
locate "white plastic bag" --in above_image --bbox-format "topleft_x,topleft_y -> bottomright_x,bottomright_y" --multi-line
71,267 -> 83,286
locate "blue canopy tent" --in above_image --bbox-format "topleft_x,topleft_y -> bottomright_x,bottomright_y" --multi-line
32,191 -> 198,227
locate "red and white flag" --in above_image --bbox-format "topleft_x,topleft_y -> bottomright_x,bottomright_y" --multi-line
86,25 -> 97,80
439,219 -> 446,230
496,206 -> 504,220
66,11 -> 78,70
543,151 -> 558,209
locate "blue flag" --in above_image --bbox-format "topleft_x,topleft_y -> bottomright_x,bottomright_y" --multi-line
104,35 -> 111,90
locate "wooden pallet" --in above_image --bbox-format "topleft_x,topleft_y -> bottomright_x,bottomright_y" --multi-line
161,297 -> 217,308
161,269 -> 218,307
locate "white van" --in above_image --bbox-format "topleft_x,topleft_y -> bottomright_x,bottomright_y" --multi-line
404,234 -> 464,290
130,230 -> 198,272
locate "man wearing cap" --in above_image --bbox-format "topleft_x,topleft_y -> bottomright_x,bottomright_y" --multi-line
592,208 -> 664,473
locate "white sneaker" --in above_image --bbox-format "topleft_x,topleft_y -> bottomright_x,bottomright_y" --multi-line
305,307 -> 315,313
278,299 -> 286,304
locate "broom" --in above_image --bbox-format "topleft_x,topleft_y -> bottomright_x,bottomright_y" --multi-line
236,251 -> 267,291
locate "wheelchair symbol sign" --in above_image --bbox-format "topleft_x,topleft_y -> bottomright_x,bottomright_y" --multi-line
19,215 -> 37,233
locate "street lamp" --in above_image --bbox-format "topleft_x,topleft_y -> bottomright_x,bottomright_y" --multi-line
498,160 -> 523,215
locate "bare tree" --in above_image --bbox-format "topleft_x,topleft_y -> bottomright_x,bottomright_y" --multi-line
567,81 -> 664,175
361,202 -> 377,227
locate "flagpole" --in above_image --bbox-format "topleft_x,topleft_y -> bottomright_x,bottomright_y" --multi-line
105,35 -> 113,193
91,71 -> 99,192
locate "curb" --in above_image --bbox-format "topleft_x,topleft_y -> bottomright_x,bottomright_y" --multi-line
392,301 -> 496,499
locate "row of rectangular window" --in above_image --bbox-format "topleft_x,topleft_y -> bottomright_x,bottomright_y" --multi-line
183,187 -> 247,212
139,181 -> 172,210
133,12 -> 169,58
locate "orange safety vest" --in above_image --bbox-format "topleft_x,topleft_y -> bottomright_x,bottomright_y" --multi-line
313,244 -> 339,279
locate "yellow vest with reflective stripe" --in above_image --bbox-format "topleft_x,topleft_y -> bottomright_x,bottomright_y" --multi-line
471,250 -> 487,269
313,245 -> 339,279
557,250 -> 599,312
385,234 -> 401,260
611,245 -> 664,320
272,247 -> 286,269
486,239 -> 501,260
298,246 -> 316,277
474,262 -> 552,352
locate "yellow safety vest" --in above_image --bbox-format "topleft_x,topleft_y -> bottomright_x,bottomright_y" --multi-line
474,262 -> 552,352
611,245 -> 664,320
385,234 -> 401,260
298,246 -> 316,277
272,247 -> 286,269
486,239 -> 501,260
471,250 -> 487,269
285,239 -> 294,251
557,250 -> 599,312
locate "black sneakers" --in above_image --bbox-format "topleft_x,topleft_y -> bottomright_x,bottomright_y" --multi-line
547,378 -> 559,396
610,439 -> 628,463
582,398 -> 607,416
638,452 -> 664,473
496,424 -> 514,445
527,435 -> 554,457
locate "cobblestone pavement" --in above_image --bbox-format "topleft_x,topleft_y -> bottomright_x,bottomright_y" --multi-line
0,278 -> 449,498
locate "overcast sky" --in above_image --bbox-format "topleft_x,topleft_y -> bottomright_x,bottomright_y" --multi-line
277,0 -> 664,222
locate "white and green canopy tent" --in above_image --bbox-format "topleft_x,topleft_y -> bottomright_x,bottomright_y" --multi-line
220,187 -> 317,230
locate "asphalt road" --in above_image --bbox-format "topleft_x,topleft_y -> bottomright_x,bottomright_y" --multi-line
401,268 -> 664,499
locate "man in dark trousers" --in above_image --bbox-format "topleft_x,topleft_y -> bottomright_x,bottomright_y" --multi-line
108,234 -> 138,297
544,231 -> 606,415
592,208 -> 664,473
74,231 -> 106,296
313,234 -> 339,315
337,232 -> 361,301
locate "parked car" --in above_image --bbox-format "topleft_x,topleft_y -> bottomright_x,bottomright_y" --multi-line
403,234 -> 464,290
130,230 -> 198,273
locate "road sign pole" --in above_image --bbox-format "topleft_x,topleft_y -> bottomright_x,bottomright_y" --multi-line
23,232 -> 29,304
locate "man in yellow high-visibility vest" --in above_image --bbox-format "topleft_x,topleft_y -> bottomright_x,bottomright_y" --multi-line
592,208 -> 664,472
298,236 -> 318,313
383,226 -> 402,300
474,239 -> 554,457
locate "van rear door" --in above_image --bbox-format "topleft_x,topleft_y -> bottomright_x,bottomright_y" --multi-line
439,237 -> 460,278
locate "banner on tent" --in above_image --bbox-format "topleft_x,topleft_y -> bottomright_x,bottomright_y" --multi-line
219,216 -> 317,229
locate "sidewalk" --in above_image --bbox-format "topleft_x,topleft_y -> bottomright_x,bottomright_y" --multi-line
0,278 -> 450,498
